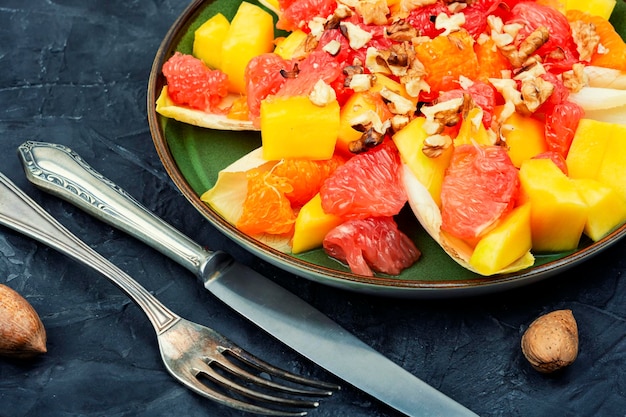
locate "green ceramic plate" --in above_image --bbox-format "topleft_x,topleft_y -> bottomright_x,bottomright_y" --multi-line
147,0 -> 626,298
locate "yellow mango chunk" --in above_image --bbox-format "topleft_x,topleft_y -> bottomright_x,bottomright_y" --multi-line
469,203 -> 532,275
292,194 -> 343,254
221,2 -> 275,94
274,30 -> 307,60
595,124 -> 626,203
393,117 -> 453,207
566,0 -> 616,19
454,107 -> 492,146
260,95 -> 340,160
193,13 -> 230,70
501,112 -> 548,168
566,118 -> 613,180
519,158 -> 588,252
572,178 -> 626,241
567,119 -> 626,202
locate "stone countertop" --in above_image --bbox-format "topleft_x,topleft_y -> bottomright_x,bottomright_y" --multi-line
1,1 -> 625,416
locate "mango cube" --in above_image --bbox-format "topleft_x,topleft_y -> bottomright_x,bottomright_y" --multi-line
393,117 -> 453,207
260,95 -> 340,160
221,2 -> 275,94
501,112 -> 547,168
567,119 -> 626,202
292,194 -> 343,254
193,13 -> 230,70
566,118 -> 613,179
469,203 -> 532,275
572,178 -> 626,241
274,30 -> 308,60
519,158 -> 588,252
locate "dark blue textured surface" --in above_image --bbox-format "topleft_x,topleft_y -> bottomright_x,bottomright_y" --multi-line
0,1 -> 625,416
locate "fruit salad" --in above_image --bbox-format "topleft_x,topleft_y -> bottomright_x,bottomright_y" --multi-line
156,0 -> 626,277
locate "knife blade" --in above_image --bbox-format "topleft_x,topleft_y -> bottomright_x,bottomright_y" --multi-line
18,140 -> 479,417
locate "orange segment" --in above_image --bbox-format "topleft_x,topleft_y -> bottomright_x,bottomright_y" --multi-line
237,167 -> 296,236
474,37 -> 513,81
270,155 -> 345,207
414,29 -> 480,94
566,10 -> 626,70
236,155 -> 346,236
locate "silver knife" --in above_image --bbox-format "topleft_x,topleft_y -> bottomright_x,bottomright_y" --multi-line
17,140 -> 479,417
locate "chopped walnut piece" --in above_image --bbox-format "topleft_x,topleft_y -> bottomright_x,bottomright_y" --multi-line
340,21 -> 373,50
326,4 -> 353,30
309,80 -> 337,106
365,43 -> 416,77
349,73 -> 376,91
322,39 -> 342,56
386,19 -> 418,42
489,77 -> 527,117
570,20 -> 601,62
520,76 -> 554,113
498,26 -> 550,68
379,87 -> 416,115
422,134 -> 453,158
355,0 -> 390,26
343,64 -> 365,87
562,63 -> 587,93
390,114 -> 411,132
420,97 -> 465,134
349,127 -> 387,153
435,12 -> 466,36
350,109 -> 390,135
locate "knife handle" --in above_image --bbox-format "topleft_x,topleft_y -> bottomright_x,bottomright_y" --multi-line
18,141 -> 232,282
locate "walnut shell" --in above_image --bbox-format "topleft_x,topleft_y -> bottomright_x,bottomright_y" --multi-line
0,284 -> 47,358
521,309 -> 578,373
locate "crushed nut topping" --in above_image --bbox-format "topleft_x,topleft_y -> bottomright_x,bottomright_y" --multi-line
343,64 -> 365,87
309,79 -> 337,106
322,39 -> 342,56
570,20 -> 601,62
379,87 -> 416,115
365,43 -> 415,77
422,134 -> 453,158
562,63 -> 587,93
349,73 -> 376,91
280,63 -> 300,79
326,4 -> 353,30
355,0 -> 390,25
348,110 -> 392,153
420,96 -> 465,134
435,12 -> 466,36
520,76 -> 554,113
386,19 -> 418,42
498,26 -> 550,68
340,21 -> 373,50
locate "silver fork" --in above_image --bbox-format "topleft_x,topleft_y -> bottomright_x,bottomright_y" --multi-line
0,173 -> 337,416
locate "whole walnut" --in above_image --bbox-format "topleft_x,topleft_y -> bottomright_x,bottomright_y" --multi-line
521,309 -> 578,373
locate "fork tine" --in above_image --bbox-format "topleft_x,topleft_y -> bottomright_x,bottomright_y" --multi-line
196,360 -> 322,409
218,345 -> 341,396
178,366 -> 311,417
222,344 -> 340,393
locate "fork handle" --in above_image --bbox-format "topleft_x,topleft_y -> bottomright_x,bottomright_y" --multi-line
18,141 -> 229,283
0,173 -> 180,333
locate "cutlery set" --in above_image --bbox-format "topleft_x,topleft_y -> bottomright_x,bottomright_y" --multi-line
0,141 -> 479,417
